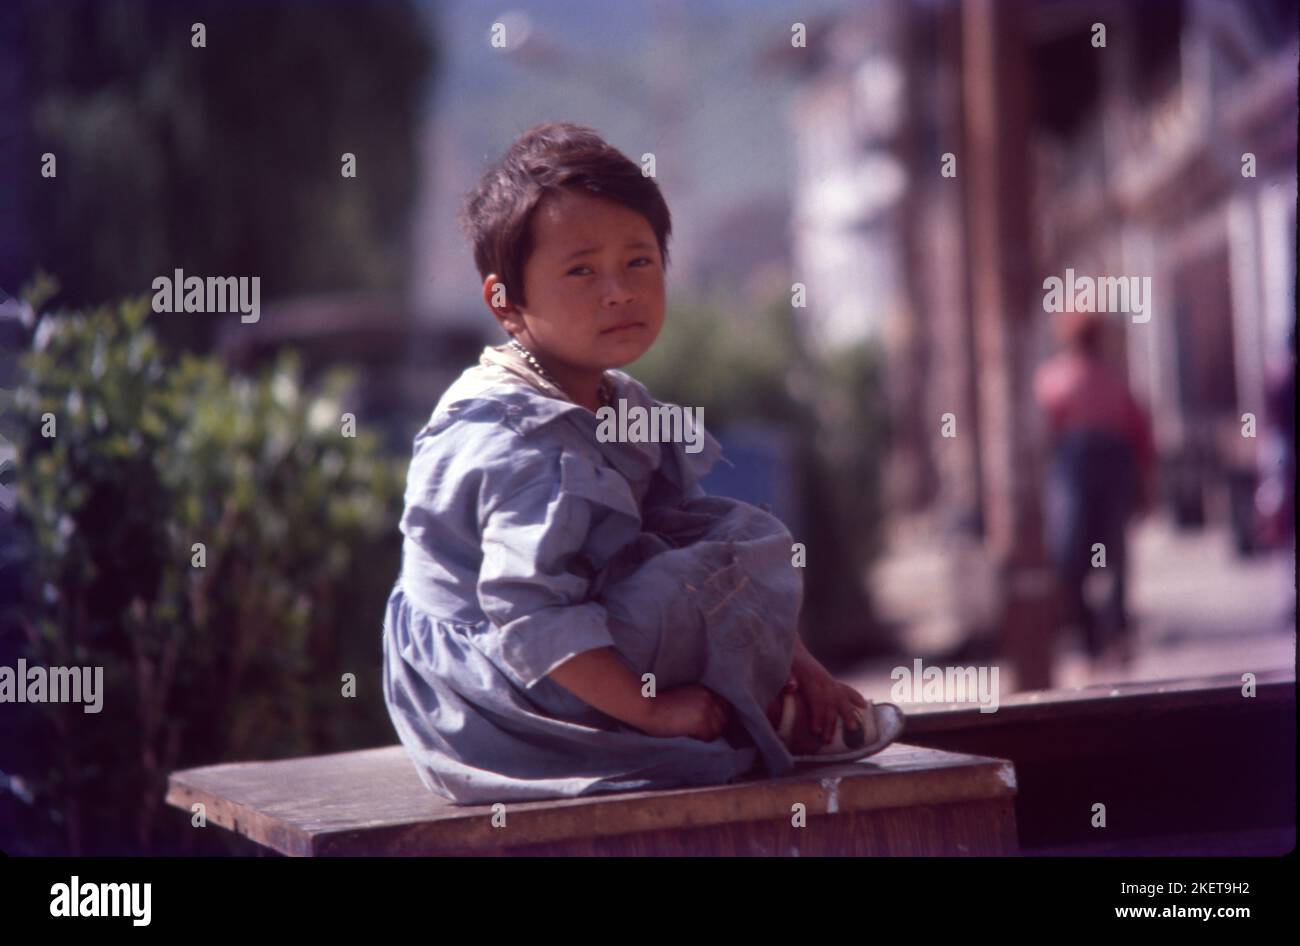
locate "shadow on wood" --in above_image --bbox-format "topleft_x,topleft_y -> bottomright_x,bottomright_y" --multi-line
902,669 -> 1296,855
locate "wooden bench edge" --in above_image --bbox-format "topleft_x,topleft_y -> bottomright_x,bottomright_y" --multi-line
303,754 -> 1018,855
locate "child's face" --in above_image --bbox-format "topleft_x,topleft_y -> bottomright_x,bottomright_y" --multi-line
493,188 -> 666,376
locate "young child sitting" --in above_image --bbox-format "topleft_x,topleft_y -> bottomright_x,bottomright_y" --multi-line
382,122 -> 902,805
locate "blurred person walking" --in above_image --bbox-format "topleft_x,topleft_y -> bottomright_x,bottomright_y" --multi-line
1034,312 -> 1156,669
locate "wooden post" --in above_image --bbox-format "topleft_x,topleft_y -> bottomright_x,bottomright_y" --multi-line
961,0 -> 1054,690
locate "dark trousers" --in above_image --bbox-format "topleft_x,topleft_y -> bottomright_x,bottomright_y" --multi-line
1045,431 -> 1137,658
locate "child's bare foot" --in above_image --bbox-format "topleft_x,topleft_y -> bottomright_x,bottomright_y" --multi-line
770,690 -> 827,755
774,690 -> 893,759
765,677 -> 833,755
766,676 -> 797,728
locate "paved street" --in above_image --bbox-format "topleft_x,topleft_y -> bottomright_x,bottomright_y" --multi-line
846,516 -> 1296,704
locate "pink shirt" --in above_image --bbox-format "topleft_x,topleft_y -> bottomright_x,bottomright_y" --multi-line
1034,352 -> 1156,476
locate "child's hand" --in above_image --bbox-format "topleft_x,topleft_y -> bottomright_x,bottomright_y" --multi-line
638,684 -> 730,742
790,654 -> 868,744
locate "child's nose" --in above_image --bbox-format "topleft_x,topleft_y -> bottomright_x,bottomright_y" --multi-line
600,276 -> 634,304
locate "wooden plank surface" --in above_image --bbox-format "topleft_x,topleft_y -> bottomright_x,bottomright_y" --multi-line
166,742 -> 1018,856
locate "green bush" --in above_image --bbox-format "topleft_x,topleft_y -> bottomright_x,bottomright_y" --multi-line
0,275 -> 405,854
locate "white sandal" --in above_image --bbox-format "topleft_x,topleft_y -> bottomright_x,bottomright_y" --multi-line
775,692 -> 905,763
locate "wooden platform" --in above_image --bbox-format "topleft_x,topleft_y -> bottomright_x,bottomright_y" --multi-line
165,742 -> 1019,856
902,669 -> 1296,854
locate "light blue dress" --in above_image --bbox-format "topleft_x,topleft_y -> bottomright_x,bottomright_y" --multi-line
382,343 -> 802,805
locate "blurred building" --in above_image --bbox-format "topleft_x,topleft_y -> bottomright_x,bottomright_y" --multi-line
1033,0 -> 1297,533
764,0 -> 967,520
768,0 -> 1296,685
773,0 -> 1296,522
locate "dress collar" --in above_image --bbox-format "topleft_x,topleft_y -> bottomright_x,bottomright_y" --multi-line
435,344 -> 730,494
478,342 -> 609,406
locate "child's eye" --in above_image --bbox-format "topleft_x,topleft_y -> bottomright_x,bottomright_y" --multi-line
567,258 -> 654,277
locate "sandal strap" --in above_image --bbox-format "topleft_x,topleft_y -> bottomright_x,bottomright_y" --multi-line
807,705 -> 876,755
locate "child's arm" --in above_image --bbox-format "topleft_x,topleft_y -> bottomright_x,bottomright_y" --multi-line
469,430 -> 728,740
548,648 -> 728,741
547,648 -> 651,728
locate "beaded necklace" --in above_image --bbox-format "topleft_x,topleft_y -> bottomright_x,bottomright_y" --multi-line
506,337 -> 613,408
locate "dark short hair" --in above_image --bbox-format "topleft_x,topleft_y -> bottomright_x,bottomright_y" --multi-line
458,122 -> 672,310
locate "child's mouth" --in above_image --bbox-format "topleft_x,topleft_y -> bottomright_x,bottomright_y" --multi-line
600,322 -> 645,335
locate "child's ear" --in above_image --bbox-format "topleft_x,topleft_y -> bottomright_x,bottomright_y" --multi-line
482,275 -> 521,330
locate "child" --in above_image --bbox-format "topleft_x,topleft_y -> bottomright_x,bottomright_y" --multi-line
382,122 -> 902,805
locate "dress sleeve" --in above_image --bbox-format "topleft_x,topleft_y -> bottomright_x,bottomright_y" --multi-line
475,442 -> 623,690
